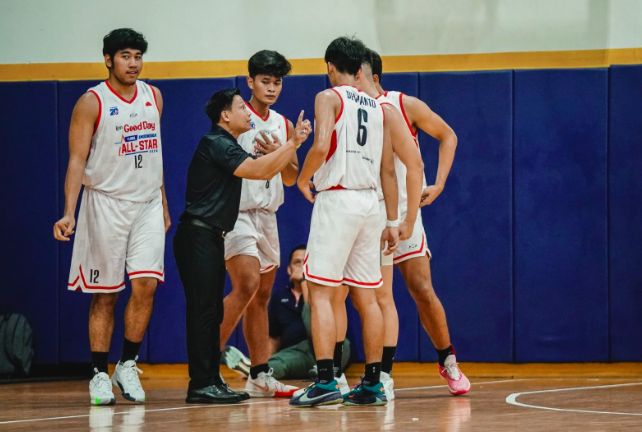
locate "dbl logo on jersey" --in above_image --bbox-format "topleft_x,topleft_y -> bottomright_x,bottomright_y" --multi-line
109,106 -> 119,116
250,121 -> 256,130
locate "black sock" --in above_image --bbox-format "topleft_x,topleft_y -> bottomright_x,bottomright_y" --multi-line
436,345 -> 455,367
333,341 -> 344,378
250,363 -> 270,380
363,362 -> 381,386
382,346 -> 397,375
317,359 -> 334,384
120,338 -> 142,363
91,351 -> 109,374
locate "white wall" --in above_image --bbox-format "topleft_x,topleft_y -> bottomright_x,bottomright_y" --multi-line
1,0 -> 641,64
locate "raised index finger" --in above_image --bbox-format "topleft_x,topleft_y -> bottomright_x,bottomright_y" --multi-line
296,110 -> 304,126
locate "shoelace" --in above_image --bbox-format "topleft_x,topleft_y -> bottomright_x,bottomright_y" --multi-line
121,362 -> 144,391
444,362 -> 461,380
262,368 -> 285,390
91,370 -> 112,393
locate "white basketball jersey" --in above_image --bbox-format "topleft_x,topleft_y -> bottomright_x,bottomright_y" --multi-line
237,103 -> 288,212
84,80 -> 163,202
314,86 -> 385,192
384,91 -> 428,217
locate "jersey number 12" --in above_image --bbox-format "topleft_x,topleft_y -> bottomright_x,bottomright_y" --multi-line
134,154 -> 143,169
357,108 -> 368,146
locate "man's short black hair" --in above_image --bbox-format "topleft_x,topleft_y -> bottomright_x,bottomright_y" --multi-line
248,50 -> 292,79
324,36 -> 367,76
288,244 -> 307,265
205,88 -> 241,124
369,49 -> 383,83
102,28 -> 148,64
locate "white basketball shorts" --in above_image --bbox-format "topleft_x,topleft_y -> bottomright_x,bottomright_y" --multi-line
304,189 -> 382,288
394,210 -> 432,265
224,209 -> 280,273
68,188 -> 165,293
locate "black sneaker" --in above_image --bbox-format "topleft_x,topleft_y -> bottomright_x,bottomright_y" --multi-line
342,382 -> 387,406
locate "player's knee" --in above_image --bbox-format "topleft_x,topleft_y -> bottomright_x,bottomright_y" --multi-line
408,279 -> 437,303
91,293 -> 118,311
252,286 -> 271,307
235,276 -> 261,302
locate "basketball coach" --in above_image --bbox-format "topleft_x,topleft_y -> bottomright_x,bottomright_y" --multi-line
174,88 -> 312,404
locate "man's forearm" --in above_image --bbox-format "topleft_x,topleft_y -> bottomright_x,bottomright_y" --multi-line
404,168 -> 423,223
257,142 -> 298,179
381,170 -> 399,221
435,136 -> 457,188
297,146 -> 327,185
63,158 -> 86,216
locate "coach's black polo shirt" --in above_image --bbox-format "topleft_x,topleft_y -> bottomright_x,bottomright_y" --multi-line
180,125 -> 256,232
268,285 -> 307,350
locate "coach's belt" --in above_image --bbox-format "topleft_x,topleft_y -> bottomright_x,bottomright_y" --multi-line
190,218 -> 226,238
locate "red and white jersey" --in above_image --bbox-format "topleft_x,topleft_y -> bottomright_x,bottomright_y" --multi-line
384,91 -> 428,217
84,80 -> 163,202
238,103 -> 288,212
314,86 -> 385,192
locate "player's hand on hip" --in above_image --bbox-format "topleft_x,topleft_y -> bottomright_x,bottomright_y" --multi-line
298,179 -> 316,203
292,110 -> 312,146
381,227 -> 399,256
255,131 -> 281,156
420,184 -> 444,207
53,215 -> 75,241
399,218 -> 414,241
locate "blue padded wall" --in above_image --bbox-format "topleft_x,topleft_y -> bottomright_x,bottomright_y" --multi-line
514,69 -> 608,362
57,80 -> 148,363
0,82 -> 59,364
608,65 -> 642,361
417,71 -> 514,362
146,78 -> 235,363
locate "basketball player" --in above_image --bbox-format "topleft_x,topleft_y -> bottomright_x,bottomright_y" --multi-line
220,50 -> 299,397
53,29 -> 169,405
368,50 -> 470,396
290,36 -> 399,407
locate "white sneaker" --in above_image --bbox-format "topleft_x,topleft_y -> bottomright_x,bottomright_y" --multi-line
111,356 -> 146,402
337,373 -> 350,395
89,369 -> 116,406
380,371 -> 395,401
244,368 -> 299,397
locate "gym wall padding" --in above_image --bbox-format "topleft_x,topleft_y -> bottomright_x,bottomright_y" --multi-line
0,82 -> 59,364
513,69 -> 609,362
608,65 -> 642,362
1,67 -> 640,366
417,71 -> 514,362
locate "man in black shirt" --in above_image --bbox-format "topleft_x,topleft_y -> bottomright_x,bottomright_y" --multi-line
173,88 -> 311,404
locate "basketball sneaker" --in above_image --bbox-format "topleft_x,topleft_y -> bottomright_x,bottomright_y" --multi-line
111,356 -> 146,402
221,345 -> 251,377
89,369 -> 116,406
244,368 -> 299,397
342,381 -> 387,406
289,380 -> 342,407
380,371 -> 395,401
438,354 -> 470,395
294,373 -> 350,398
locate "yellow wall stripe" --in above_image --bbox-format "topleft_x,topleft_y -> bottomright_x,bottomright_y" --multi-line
1,48 -> 641,82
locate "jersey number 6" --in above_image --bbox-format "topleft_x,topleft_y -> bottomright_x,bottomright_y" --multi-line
357,108 -> 368,146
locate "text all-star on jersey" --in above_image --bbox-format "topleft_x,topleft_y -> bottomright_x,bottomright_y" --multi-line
384,91 -> 428,217
237,103 -> 288,212
85,80 -> 163,202
313,86 -> 385,192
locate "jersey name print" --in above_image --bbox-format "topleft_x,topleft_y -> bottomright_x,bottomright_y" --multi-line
313,85 -> 385,192
84,80 -> 163,203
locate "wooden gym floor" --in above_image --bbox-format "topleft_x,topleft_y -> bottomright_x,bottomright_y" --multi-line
1,363 -> 641,431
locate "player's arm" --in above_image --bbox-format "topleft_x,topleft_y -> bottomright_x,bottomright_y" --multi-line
53,92 -> 98,241
380,116 -> 400,255
296,90 -> 340,203
235,111 -> 311,180
152,85 -> 172,233
382,103 -> 424,239
280,120 -> 299,186
404,95 -> 457,206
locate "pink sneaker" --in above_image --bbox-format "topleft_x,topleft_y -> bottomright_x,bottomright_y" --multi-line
438,355 -> 470,395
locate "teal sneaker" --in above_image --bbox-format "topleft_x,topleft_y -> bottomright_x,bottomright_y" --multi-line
342,381 -> 388,406
289,380 -> 342,407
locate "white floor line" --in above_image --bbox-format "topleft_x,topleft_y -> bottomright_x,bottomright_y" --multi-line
506,382 -> 642,416
0,377 -> 527,425
395,378 -> 528,392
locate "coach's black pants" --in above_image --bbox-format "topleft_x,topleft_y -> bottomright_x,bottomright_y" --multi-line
173,221 -> 226,390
